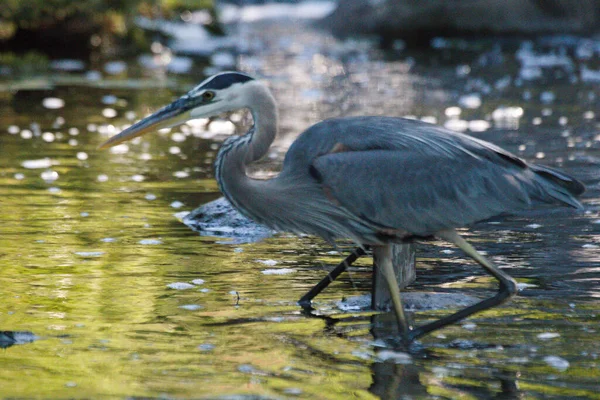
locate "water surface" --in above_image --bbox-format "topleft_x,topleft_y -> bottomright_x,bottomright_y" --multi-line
1,15 -> 600,399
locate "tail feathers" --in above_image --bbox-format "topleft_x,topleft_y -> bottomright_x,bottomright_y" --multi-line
530,164 -> 585,209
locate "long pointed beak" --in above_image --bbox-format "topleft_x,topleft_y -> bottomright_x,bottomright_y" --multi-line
98,98 -> 191,149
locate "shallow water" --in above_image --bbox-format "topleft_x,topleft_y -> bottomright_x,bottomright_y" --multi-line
1,14 -> 600,399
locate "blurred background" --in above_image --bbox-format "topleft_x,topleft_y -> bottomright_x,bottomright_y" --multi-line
1,1 -> 599,398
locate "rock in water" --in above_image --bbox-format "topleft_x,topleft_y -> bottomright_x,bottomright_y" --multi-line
183,197 -> 274,243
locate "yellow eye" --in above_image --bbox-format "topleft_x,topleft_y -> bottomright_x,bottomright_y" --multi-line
203,91 -> 215,101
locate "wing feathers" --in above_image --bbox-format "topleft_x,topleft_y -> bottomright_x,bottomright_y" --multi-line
312,150 -> 535,235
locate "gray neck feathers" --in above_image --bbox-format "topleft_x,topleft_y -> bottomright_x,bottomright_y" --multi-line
246,83 -> 278,164
215,83 -> 279,226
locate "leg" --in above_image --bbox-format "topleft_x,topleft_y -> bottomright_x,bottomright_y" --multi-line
372,244 -> 411,338
408,229 -> 518,341
298,246 -> 367,307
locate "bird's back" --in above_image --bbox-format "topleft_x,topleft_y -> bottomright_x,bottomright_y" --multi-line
281,116 -> 583,237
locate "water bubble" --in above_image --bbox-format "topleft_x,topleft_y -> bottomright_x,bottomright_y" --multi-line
458,94 -> 482,109
80,212 -> 89,217
102,108 -> 117,118
74,251 -> 105,257
456,64 -> 470,77
170,201 -> 184,209
208,120 -> 235,135
198,343 -> 215,351
237,364 -> 255,373
173,170 -> 189,178
257,259 -> 278,266
582,244 -> 599,249
468,120 -> 490,132
532,117 -> 542,125
167,282 -> 194,290
421,116 -> 437,124
537,332 -> 560,340
462,322 -> 477,330
22,158 -> 53,169
179,304 -> 203,310
535,152 -> 545,159
191,279 -> 205,285
43,97 -> 65,109
544,356 -> 569,371
261,268 -> 295,275
41,132 -> 55,142
444,119 -> 468,132
76,152 -> 88,161
41,170 -> 59,182
540,91 -> 555,103
491,107 -> 523,129
139,239 -> 162,245
145,193 -> 157,201
109,144 -> 129,154
131,174 -> 145,182
20,130 -> 33,139
101,95 -> 118,105
86,70 -> 102,81
517,282 -> 538,290
444,106 -> 462,117
48,187 -> 61,194
14,173 -> 25,180
69,139 -> 78,146
519,66 -> 542,81
87,123 -> 97,132
211,51 -> 235,68
104,61 -> 127,75
168,56 -> 193,74
169,146 -> 181,154
377,350 -> 413,364
68,127 -> 79,136
7,125 -> 19,134
97,174 -> 109,182
583,111 -> 595,120
50,59 -> 85,72
171,132 -> 186,142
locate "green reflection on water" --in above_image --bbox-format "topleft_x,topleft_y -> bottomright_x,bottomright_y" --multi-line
1,46 -> 599,397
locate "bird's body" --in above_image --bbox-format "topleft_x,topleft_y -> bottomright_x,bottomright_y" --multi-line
100,71 -> 584,344
217,114 -> 583,246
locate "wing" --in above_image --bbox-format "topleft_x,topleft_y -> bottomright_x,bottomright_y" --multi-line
284,116 -> 527,172
311,148 -> 537,236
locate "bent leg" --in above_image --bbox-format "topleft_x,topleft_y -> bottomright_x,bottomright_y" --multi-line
298,246 -> 367,307
408,229 -> 518,341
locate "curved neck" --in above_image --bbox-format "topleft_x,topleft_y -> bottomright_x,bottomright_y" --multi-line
245,83 -> 278,164
214,83 -> 279,225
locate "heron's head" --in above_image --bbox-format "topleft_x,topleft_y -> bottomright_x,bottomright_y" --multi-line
99,71 -> 256,149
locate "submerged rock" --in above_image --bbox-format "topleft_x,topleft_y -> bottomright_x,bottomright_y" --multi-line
0,331 -> 39,349
338,292 -> 479,312
183,197 -> 274,243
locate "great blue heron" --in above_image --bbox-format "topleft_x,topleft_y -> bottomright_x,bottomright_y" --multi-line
100,71 -> 585,343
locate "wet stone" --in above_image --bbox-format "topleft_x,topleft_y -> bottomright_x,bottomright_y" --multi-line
167,282 -> 195,290
184,196 -> 274,244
